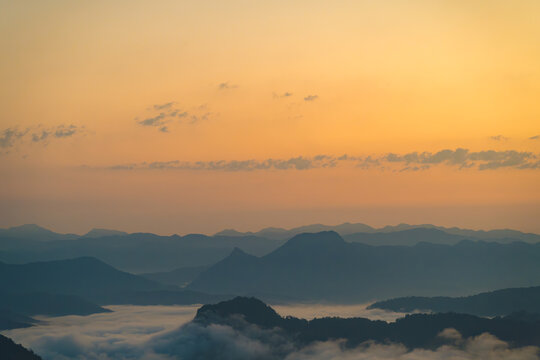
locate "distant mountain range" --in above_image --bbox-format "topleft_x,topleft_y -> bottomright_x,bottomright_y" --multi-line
1,223 -> 538,273
194,297 -> 540,349
0,229 -> 283,273
0,334 -> 42,360
188,231 -> 540,302
369,286 -> 540,316
216,222 -> 540,242
0,224 -> 79,242
0,224 -> 127,241
345,228 -> 482,246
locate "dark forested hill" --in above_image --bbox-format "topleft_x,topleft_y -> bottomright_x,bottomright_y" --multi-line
0,334 -> 42,360
369,286 -> 540,316
194,297 -> 540,349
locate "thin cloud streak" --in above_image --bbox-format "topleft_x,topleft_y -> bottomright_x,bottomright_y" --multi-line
105,149 -> 540,172
1,125 -> 85,152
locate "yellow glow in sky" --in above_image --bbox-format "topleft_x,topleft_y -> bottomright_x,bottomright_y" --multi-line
1,0 -> 539,233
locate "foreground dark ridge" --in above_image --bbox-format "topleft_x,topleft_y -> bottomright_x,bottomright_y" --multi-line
194,297 -> 540,349
0,334 -> 42,360
369,286 -> 540,317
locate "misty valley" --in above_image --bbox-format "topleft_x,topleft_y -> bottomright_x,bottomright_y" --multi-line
1,223 -> 540,359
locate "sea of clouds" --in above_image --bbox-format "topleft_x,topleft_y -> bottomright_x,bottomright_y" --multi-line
2,304 -> 538,360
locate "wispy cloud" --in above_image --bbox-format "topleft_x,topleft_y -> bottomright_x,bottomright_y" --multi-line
383,148 -> 537,170
0,128 -> 28,148
105,148 -> 540,172
489,135 -> 508,141
530,135 -> 540,140
218,82 -> 238,90
153,102 -> 175,111
136,102 -> 212,131
138,113 -> 169,127
54,124 -> 79,138
30,124 -> 85,143
1,125 -> 85,153
273,92 -> 293,99
303,95 -> 319,102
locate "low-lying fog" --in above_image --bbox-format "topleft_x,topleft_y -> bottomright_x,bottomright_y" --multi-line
3,304 -> 538,360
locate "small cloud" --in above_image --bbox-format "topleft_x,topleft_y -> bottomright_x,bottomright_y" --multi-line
304,95 -> 319,102
137,101 -> 213,131
274,92 -> 293,99
153,102 -> 175,111
138,113 -> 168,127
218,82 -> 237,90
54,124 -> 79,138
530,135 -> 540,140
490,135 -> 509,141
0,128 -> 27,148
189,112 -> 211,124
32,131 -> 50,142
1,125 -> 85,154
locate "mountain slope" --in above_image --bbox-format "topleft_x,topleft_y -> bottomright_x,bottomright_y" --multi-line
0,309 -> 37,331
369,286 -> 540,316
0,292 -> 110,316
0,334 -> 42,360
188,232 -> 540,302
0,257 -> 231,307
140,265 -> 209,287
0,257 -> 164,304
0,224 -> 78,241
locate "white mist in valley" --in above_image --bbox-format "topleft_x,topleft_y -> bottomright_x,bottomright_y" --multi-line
3,303 -> 538,360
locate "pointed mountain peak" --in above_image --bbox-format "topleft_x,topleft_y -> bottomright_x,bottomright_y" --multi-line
229,247 -> 251,257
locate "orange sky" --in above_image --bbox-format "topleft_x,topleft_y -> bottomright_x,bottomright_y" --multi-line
1,0 -> 539,234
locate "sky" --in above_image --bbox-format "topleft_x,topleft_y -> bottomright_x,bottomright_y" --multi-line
1,0 -> 539,234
